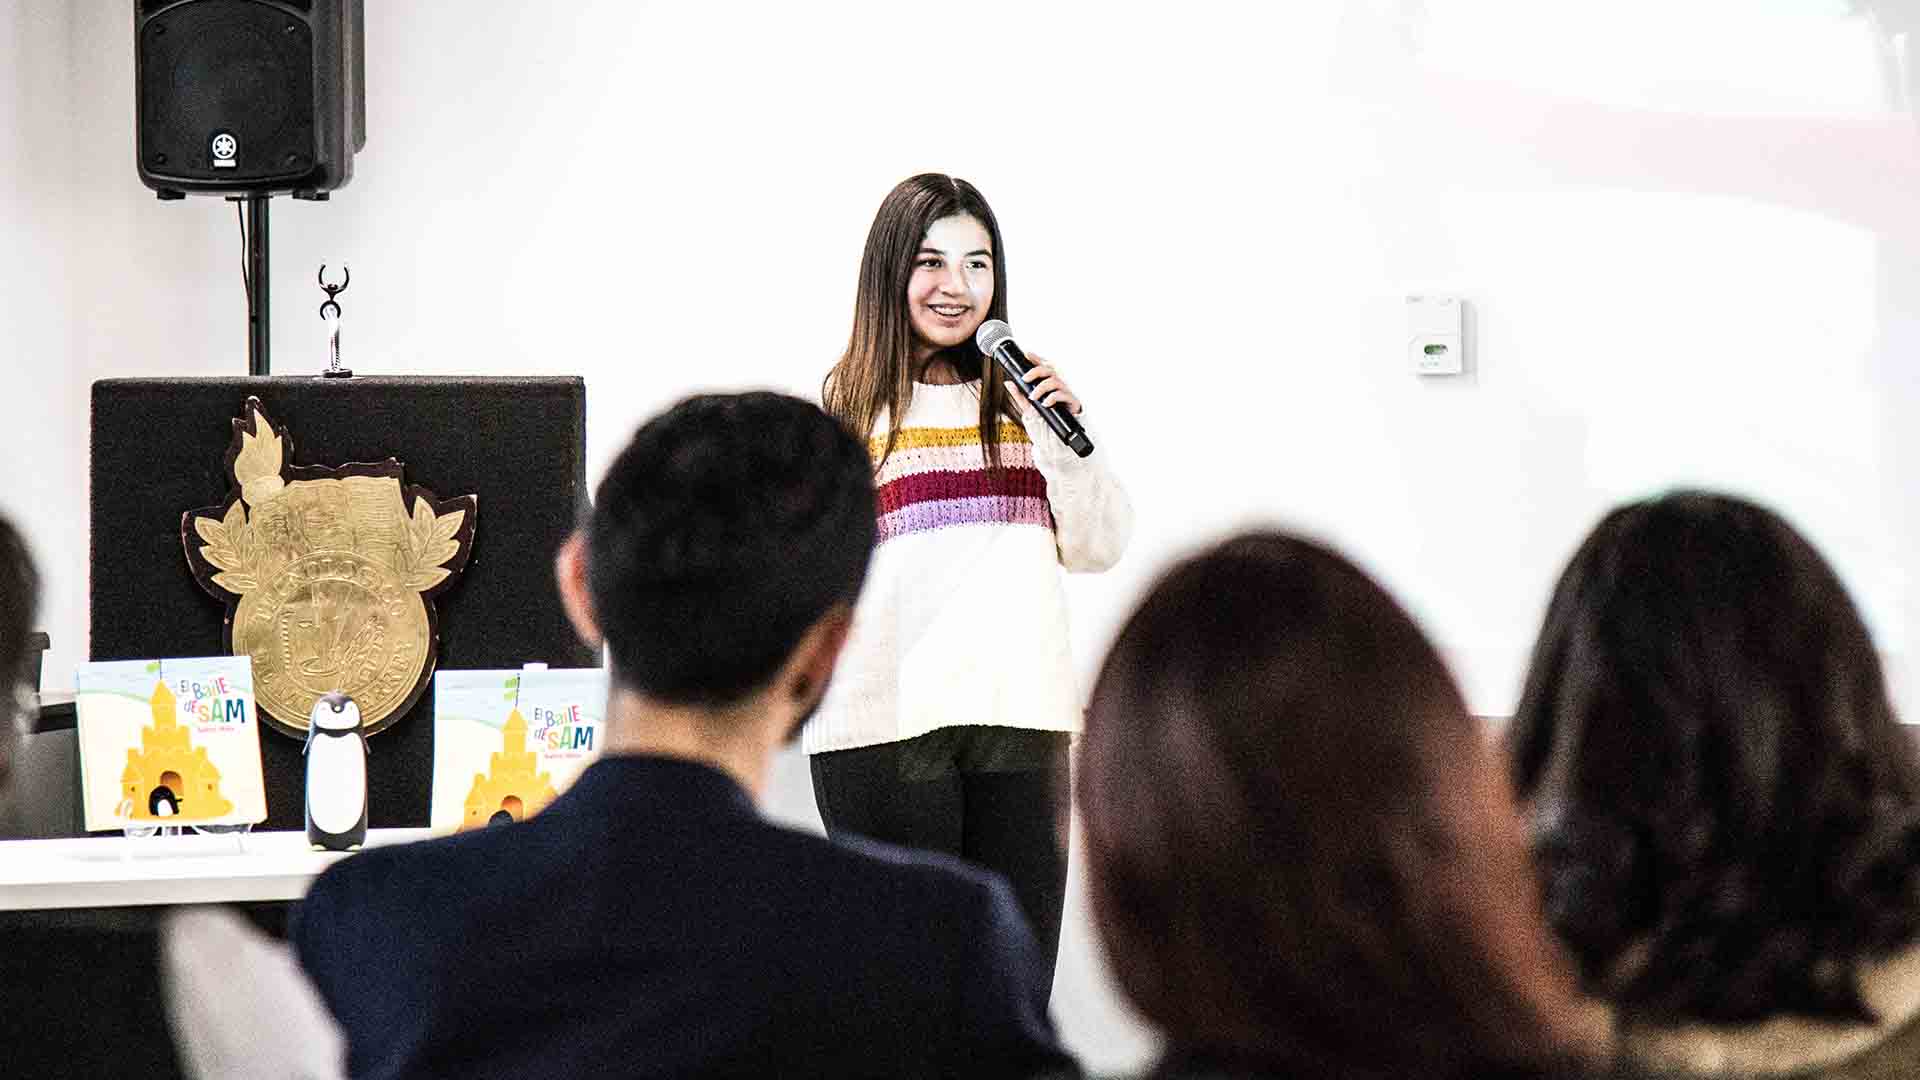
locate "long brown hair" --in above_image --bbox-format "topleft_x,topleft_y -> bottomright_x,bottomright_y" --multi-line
1082,532 -> 1609,1077
823,174 -> 1022,470
1510,491 -> 1920,1025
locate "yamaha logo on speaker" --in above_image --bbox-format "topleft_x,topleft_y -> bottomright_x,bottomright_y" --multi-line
211,131 -> 238,169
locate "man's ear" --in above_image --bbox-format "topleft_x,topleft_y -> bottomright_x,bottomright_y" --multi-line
553,532 -> 602,650
787,603 -> 853,705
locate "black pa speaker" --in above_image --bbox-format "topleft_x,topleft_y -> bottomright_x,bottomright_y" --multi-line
136,0 -> 366,200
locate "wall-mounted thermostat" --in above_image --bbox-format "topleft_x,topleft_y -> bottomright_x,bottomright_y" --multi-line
1407,294 -> 1465,376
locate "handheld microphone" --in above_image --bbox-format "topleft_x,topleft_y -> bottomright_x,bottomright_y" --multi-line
975,320 -> 1094,458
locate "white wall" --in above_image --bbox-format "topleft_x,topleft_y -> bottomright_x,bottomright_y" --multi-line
2,2 -> 79,696
8,0 -> 1920,1071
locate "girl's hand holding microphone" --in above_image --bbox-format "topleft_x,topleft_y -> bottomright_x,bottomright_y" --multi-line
1012,359 -> 1082,416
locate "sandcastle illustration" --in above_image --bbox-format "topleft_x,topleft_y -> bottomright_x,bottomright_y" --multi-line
120,682 -> 235,821
462,709 -> 558,829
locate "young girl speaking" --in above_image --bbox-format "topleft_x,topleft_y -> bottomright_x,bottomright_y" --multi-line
807,173 -> 1132,991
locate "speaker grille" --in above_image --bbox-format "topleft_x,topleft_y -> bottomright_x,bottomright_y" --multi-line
139,1 -> 316,183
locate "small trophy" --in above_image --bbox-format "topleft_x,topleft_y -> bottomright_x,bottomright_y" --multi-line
318,264 -> 353,379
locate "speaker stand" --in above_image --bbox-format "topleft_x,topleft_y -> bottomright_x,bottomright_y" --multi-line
245,194 -> 271,376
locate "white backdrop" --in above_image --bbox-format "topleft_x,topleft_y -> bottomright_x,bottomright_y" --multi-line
7,1 -> 1920,1070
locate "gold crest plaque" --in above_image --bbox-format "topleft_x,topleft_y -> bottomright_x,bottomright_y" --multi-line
182,398 -> 477,738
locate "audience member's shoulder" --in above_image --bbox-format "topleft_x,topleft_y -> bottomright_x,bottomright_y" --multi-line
295,826 -> 534,977
802,824 -> 1007,898
304,824 -> 504,911
774,826 -> 1038,957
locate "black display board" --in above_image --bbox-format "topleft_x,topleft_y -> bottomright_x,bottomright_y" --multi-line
90,376 -> 597,830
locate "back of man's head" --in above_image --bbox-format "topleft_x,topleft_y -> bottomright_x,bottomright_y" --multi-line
586,392 -> 875,706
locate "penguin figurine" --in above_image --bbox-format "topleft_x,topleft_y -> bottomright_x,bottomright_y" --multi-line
304,691 -> 368,851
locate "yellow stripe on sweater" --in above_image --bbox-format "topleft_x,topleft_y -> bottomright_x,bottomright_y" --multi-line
871,422 -> 1029,456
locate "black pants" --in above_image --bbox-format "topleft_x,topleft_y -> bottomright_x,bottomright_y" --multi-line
809,726 -> 1070,994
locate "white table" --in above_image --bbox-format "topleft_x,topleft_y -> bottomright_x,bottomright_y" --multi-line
0,828 -> 435,911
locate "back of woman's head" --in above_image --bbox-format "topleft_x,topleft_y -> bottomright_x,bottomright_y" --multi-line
1510,490 -> 1919,1025
1082,531 -> 1604,1077
0,513 -> 38,788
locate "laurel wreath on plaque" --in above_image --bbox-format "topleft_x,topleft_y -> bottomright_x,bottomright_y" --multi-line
192,477 -> 467,595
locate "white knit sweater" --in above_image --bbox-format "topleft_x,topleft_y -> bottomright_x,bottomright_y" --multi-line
803,380 -> 1133,756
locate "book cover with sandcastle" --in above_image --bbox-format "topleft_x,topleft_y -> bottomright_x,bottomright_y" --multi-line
74,656 -> 269,830
429,667 -> 607,832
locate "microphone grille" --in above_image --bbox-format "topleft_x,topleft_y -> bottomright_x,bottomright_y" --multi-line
975,320 -> 1014,355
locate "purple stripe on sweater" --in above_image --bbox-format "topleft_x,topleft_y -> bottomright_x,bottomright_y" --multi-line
876,495 -> 1054,544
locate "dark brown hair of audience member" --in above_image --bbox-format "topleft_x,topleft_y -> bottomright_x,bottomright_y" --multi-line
1081,531 -> 1608,1079
1509,490 -> 1919,1026
0,513 -> 38,786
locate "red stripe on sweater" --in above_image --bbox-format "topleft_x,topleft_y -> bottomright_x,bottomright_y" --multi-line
875,467 -> 1049,517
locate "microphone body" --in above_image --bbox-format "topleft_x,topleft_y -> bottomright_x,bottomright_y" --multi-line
975,321 -> 1094,458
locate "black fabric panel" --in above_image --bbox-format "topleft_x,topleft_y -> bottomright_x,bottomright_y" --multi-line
90,376 -> 597,830
0,904 -> 291,1078
0,910 -> 182,1078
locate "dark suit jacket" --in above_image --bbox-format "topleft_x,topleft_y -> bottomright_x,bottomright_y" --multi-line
293,755 -> 1073,1079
